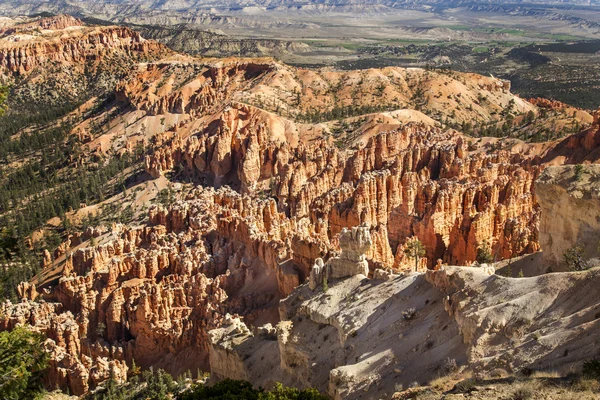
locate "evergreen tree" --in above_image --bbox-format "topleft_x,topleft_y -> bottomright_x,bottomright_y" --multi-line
0,326 -> 49,400
404,237 -> 426,272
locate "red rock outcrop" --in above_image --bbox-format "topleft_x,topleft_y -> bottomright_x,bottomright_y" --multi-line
2,25 -> 600,396
0,24 -> 167,75
2,186 -> 311,394
527,97 -> 567,109
0,14 -> 84,37
145,103 -> 540,269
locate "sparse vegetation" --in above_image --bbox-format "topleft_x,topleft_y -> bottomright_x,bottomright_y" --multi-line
0,85 -> 8,117
583,358 -> 600,381
510,381 -> 539,400
402,307 -> 417,320
575,164 -> 585,180
476,240 -> 494,264
89,367 -> 179,400
404,368 -> 600,399
563,245 -> 591,271
444,358 -> 458,374
403,237 -> 426,271
178,379 -> 327,400
454,377 -> 477,393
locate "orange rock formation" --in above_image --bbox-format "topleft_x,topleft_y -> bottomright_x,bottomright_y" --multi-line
1,19 -> 600,395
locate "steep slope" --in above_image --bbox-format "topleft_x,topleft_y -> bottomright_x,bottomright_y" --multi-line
132,24 -> 311,58
208,227 -> 600,399
0,15 -> 170,108
0,16 -> 599,396
536,164 -> 600,268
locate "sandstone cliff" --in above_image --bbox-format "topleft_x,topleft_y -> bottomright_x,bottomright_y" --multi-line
0,14 -> 83,37
0,16 -> 170,107
0,25 -> 165,75
536,164 -> 600,268
1,18 -> 600,396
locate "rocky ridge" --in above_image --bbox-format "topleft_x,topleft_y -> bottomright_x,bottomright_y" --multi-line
1,17 -> 600,396
208,222 -> 600,400
0,15 -> 170,107
0,17 -> 165,76
132,24 -> 311,58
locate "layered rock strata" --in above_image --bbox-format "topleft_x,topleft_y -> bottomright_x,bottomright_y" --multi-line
144,101 -> 541,269
2,25 -> 600,395
0,24 -> 166,75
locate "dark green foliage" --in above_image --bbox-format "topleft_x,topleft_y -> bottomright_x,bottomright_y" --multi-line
0,150 -> 141,301
0,261 -> 39,302
157,187 -> 176,206
89,368 -> 178,400
0,85 -> 8,117
0,227 -> 41,301
404,237 -> 426,271
178,379 -> 328,400
574,164 -> 585,180
583,358 -> 600,380
0,101 -> 81,159
0,94 -> 146,301
563,245 -> 590,271
296,103 -> 398,123
138,368 -> 178,400
0,326 -> 49,400
179,379 -> 261,400
476,241 -> 494,264
259,382 -> 328,400
525,110 -> 535,125
89,375 -> 327,400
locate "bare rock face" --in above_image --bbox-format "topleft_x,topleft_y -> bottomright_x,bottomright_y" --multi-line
3,27 -> 600,396
536,164 -> 600,267
207,314 -> 254,382
425,266 -> 600,376
336,225 -> 372,265
309,225 -> 372,289
207,314 -> 282,384
209,266 -> 600,400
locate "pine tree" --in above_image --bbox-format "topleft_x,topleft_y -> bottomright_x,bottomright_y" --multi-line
404,237 -> 426,272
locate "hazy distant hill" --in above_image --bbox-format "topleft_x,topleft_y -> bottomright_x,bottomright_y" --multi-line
0,0 -> 597,19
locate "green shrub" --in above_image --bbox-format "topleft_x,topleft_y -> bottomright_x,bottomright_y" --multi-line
574,164 -> 585,180
178,379 -> 261,400
0,326 -> 49,400
260,382 -> 327,400
178,379 -> 328,400
476,240 -> 493,264
89,367 -> 178,400
453,378 -> 476,393
582,358 -> 600,380
563,245 -> 590,271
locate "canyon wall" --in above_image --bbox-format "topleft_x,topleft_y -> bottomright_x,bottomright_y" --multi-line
208,263 -> 600,400
1,21 -> 600,395
0,25 -> 166,75
536,164 -> 600,267
144,102 -> 541,269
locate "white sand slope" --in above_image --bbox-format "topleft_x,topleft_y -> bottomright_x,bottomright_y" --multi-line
209,266 -> 600,400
